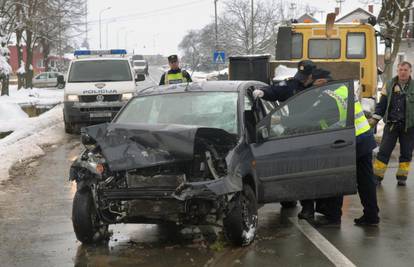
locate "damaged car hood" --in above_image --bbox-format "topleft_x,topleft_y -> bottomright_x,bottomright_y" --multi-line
82,123 -> 236,171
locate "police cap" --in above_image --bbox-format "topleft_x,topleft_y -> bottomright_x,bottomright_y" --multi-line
294,60 -> 316,81
168,54 -> 178,62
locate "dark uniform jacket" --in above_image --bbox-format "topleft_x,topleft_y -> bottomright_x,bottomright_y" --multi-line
373,76 -> 414,130
261,78 -> 306,102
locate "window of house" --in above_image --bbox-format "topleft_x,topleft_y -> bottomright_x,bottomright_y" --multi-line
36,59 -> 44,68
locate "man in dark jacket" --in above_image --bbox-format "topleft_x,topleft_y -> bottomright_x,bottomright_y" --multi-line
159,55 -> 192,85
253,60 -> 316,101
370,61 -> 414,186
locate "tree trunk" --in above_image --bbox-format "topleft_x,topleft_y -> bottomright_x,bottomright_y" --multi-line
25,30 -> 34,89
16,29 -> 25,89
41,38 -> 50,72
1,75 -> 9,96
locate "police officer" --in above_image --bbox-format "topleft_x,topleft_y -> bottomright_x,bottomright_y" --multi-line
370,61 -> 414,186
159,55 -> 192,85
252,60 -> 316,102
253,60 -> 317,219
299,69 -> 379,227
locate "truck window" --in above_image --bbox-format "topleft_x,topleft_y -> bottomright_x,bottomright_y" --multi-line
68,60 -> 132,83
292,33 -> 303,59
308,39 -> 341,59
347,32 -> 366,59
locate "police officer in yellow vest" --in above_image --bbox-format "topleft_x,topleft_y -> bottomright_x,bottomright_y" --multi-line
159,55 -> 192,85
295,69 -> 379,226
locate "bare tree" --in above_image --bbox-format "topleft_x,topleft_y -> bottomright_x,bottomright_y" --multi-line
378,0 -> 414,79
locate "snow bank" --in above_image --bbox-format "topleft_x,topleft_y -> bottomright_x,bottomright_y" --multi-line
0,102 -> 28,121
0,85 -> 63,107
273,65 -> 296,81
0,105 -> 65,181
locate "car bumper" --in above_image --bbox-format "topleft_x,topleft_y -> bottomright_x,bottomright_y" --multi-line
63,101 -> 126,124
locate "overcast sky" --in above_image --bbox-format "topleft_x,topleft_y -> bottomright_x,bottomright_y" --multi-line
86,0 -> 381,56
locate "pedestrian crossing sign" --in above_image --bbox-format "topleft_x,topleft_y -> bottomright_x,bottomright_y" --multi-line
213,51 -> 226,64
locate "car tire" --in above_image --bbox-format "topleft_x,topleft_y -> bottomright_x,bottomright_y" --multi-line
223,184 -> 258,246
72,189 -> 108,244
280,201 -> 297,208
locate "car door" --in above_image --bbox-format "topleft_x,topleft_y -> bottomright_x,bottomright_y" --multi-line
250,80 -> 357,203
48,72 -> 58,87
33,73 -> 48,87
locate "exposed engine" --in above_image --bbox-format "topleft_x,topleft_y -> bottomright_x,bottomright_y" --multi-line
71,128 -> 237,226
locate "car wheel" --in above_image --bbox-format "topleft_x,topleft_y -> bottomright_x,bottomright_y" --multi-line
280,201 -> 297,208
72,189 -> 108,244
223,185 -> 258,246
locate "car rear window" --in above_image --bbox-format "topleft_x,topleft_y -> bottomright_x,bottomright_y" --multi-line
68,60 -> 132,82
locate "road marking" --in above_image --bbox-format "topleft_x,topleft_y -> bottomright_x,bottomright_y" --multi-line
289,217 -> 356,267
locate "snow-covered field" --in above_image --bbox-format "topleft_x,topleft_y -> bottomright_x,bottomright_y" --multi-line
0,85 -> 65,181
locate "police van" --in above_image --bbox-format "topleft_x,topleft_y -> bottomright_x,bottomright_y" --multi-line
63,49 -> 144,134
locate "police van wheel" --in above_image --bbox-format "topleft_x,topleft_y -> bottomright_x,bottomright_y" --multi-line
280,201 -> 297,208
223,185 -> 258,246
65,121 -> 76,134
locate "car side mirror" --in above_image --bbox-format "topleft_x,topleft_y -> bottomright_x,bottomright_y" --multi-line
135,74 -> 145,82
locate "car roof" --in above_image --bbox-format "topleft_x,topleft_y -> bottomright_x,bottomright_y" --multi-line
137,81 -> 265,96
72,57 -> 129,62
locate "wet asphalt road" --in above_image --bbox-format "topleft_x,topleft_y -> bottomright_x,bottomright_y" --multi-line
2,69 -> 414,266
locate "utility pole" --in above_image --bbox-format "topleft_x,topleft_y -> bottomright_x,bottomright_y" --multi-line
85,0 -> 88,48
336,0 -> 345,14
251,0 -> 254,54
214,0 -> 218,50
99,7 -> 111,49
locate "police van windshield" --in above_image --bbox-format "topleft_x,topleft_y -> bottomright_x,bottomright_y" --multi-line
68,60 -> 132,82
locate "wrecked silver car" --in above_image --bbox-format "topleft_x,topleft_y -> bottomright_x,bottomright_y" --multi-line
70,80 -> 357,246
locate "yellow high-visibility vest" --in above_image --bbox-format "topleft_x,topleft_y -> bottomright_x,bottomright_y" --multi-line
164,71 -> 188,85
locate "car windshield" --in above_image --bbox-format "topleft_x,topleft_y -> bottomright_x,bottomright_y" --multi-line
115,92 -> 239,134
134,61 -> 146,66
68,60 -> 132,82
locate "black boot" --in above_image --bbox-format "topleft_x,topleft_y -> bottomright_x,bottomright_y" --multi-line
354,215 -> 379,226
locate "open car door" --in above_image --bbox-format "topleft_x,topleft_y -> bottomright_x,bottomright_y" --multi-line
250,80 -> 357,203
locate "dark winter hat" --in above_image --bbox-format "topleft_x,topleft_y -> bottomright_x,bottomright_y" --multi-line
294,60 -> 316,81
312,68 -> 332,81
168,54 -> 178,62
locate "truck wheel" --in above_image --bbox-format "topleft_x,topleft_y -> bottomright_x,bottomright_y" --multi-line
280,201 -> 297,208
72,189 -> 108,244
223,185 -> 258,246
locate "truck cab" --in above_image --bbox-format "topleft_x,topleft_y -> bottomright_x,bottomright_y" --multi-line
63,49 -> 143,134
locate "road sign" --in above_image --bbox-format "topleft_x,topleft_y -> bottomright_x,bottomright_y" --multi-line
213,51 -> 225,64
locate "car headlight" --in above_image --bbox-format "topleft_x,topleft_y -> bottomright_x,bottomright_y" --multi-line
66,94 -> 79,101
122,93 -> 133,101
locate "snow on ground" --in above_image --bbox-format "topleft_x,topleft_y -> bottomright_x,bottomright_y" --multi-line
1,85 -> 64,107
0,85 -> 65,181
